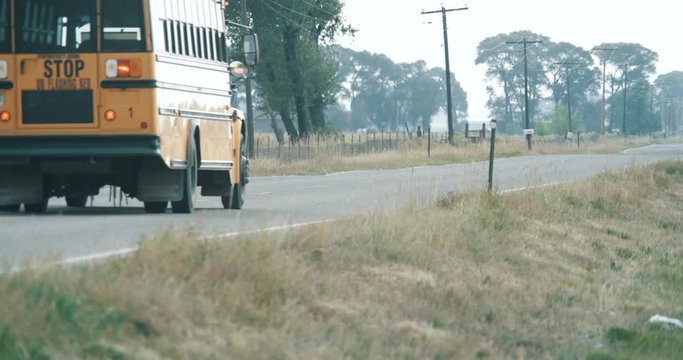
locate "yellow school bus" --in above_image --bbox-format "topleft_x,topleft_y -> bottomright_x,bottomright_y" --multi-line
0,0 -> 252,214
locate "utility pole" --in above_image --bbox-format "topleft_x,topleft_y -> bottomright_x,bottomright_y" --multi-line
553,61 -> 580,136
660,87 -> 668,137
507,38 -> 543,150
592,47 -> 616,136
621,64 -> 629,138
241,0 -> 255,158
422,5 -> 468,146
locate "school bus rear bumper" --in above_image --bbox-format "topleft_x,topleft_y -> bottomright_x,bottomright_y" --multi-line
0,135 -> 161,157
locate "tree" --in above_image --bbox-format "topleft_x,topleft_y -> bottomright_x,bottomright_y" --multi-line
595,42 -> 658,134
544,42 -> 599,118
332,48 -> 468,132
476,31 -> 550,132
655,71 -> 683,135
226,0 -> 351,140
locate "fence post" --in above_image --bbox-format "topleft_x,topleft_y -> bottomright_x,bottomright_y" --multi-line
366,132 -> 369,154
351,133 -> 354,155
428,126 -> 432,158
488,121 -> 497,192
256,137 -> 260,159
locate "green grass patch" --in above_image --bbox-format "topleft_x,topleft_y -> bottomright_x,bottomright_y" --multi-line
588,327 -> 683,360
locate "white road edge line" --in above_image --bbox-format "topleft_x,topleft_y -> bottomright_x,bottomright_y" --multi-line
200,219 -> 335,241
2,219 -> 334,276
499,181 -> 569,194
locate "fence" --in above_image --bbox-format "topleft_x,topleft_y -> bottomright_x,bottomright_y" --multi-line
253,132 -> 450,161
252,131 -> 605,161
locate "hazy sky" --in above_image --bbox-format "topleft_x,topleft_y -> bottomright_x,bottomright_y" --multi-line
340,0 -> 680,124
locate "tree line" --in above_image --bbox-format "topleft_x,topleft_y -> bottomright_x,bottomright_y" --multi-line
227,2 -> 683,141
477,30 -> 682,136
226,0 -> 466,142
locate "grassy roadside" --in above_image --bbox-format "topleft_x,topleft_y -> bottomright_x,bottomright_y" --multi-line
251,135 -> 658,176
2,161 -> 683,359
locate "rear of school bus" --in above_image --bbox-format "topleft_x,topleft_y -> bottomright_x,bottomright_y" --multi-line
0,0 -> 238,214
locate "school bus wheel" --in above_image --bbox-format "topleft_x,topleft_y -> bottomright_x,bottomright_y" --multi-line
65,196 -> 88,208
24,198 -> 49,214
171,139 -> 198,214
144,201 -> 168,214
0,204 -> 21,212
222,134 -> 247,210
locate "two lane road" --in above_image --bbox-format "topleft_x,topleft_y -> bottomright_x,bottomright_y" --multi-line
1,143 -> 681,267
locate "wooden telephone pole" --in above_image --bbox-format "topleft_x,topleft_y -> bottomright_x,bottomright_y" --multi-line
592,47 -> 616,135
507,38 -> 543,150
553,61 -> 581,135
421,5 -> 468,145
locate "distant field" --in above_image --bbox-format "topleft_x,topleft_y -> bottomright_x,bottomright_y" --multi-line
251,133 -> 659,176
1,161 -> 682,358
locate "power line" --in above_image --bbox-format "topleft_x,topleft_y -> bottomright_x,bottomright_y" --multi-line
259,0 -> 318,36
478,38 -> 523,54
262,0 -> 327,23
299,0 -> 338,18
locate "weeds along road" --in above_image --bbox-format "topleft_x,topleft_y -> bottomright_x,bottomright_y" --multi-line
1,143 -> 682,268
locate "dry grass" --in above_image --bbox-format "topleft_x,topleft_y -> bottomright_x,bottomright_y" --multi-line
251,134 -> 657,176
2,162 -> 683,359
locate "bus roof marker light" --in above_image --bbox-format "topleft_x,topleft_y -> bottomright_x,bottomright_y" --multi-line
0,60 -> 7,79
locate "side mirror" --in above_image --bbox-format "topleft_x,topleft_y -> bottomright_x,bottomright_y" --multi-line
243,33 -> 259,66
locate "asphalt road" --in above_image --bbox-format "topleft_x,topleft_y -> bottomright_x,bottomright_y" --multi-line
1,143 -> 682,269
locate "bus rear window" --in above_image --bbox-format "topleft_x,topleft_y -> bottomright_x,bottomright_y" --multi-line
101,0 -> 146,52
16,0 -> 96,53
0,0 -> 9,53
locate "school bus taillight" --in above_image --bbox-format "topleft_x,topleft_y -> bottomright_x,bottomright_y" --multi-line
117,60 -> 131,77
105,59 -> 142,78
0,111 -> 10,122
104,110 -> 116,121
0,61 -> 7,79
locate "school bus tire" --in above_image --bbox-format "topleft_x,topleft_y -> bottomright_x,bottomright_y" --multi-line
226,135 -> 247,210
144,201 -> 168,214
66,196 -> 88,208
232,156 -> 248,209
0,204 -> 21,212
24,199 -> 49,214
171,139 -> 198,214
220,173 -> 244,210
